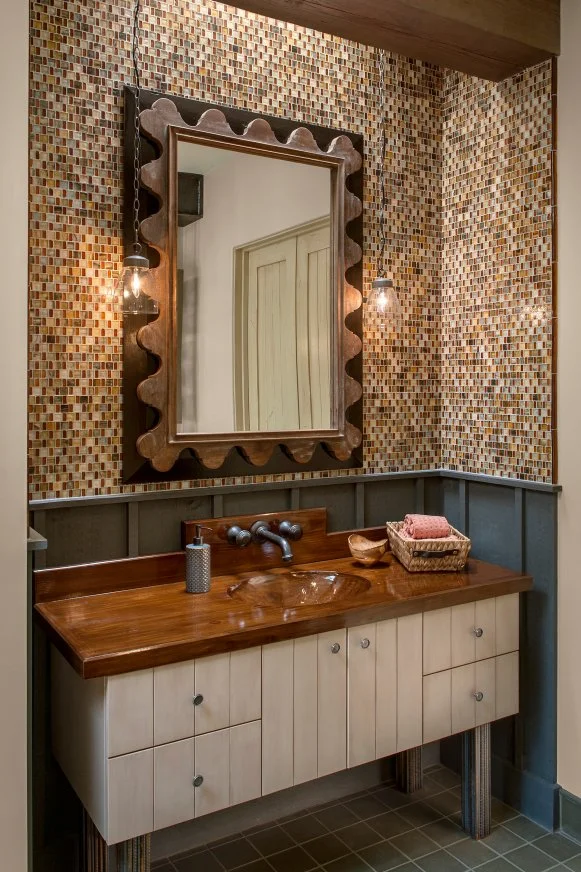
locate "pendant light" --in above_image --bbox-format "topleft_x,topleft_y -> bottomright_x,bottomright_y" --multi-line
111,0 -> 158,316
369,48 -> 402,325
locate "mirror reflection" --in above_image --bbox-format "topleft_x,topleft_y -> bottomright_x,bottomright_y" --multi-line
176,139 -> 334,435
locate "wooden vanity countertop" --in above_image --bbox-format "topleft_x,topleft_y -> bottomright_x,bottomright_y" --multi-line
35,553 -> 532,679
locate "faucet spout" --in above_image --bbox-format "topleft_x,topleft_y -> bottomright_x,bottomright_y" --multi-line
250,521 -> 294,562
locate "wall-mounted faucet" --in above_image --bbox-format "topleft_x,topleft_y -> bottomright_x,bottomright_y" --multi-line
226,519 -> 303,563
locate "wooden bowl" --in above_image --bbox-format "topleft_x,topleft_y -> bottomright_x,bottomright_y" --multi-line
348,534 -> 388,566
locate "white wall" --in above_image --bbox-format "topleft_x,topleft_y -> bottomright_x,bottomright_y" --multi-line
557,0 -> 581,800
0,0 -> 29,868
177,148 -> 330,432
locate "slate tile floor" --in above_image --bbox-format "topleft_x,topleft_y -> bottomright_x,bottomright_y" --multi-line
152,767 -> 581,872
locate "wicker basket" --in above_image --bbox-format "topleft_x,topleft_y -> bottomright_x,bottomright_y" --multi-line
386,521 -> 471,572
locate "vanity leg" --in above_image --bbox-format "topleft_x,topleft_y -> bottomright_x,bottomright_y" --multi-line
117,835 -> 151,872
82,808 -> 109,871
461,723 -> 491,839
396,746 -> 423,793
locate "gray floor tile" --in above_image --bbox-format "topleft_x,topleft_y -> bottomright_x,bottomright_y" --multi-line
336,822 -> 384,852
482,827 -> 527,855
478,859 -> 523,872
504,817 -> 550,842
323,855 -> 375,872
211,838 -> 262,870
248,825 -> 296,857
414,850 -> 465,872
425,790 -> 462,817
428,769 -> 461,789
174,850 -> 224,872
389,830 -> 439,861
369,812 -> 414,840
565,857 -> 581,871
532,835 -> 581,862
373,787 -> 416,810
447,837 -> 497,867
505,844 -> 558,872
397,803 -> 443,829
283,814 -> 330,843
346,795 -> 394,821
304,834 -> 351,865
419,818 -> 468,848
316,805 -> 361,832
357,841 -> 410,871
492,800 -> 521,824
151,864 -> 175,872
268,845 -> 319,872
235,862 -> 274,872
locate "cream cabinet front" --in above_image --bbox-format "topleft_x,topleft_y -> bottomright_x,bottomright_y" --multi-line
51,593 -> 521,847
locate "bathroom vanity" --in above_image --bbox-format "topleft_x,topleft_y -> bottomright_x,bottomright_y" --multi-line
34,509 -> 532,871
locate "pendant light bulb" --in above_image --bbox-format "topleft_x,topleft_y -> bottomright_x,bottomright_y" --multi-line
114,247 -> 159,315
370,277 -> 402,323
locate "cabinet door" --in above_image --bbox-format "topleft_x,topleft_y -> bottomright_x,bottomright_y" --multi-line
376,619 -> 397,759
475,658 -> 496,726
195,654 -> 230,735
475,599 -> 496,660
424,608 -> 451,674
153,738 -> 195,831
230,721 -> 261,807
496,595 -> 519,655
423,671 -> 451,744
230,647 -> 261,726
107,669 -> 153,757
451,603 -> 476,667
195,729 -> 230,817
451,659 -> 496,736
154,661 -> 196,746
348,624 -> 376,768
262,640 -> 294,795
293,635 -> 318,785
496,652 -> 519,718
108,749 -> 153,844
397,614 -> 423,751
317,629 -> 347,776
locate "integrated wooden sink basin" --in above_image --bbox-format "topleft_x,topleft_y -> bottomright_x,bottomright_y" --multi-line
227,570 -> 371,608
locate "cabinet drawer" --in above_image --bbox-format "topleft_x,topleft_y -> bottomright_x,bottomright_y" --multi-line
107,669 -> 153,757
154,648 -> 261,745
153,722 -> 262,831
423,595 -> 518,675
107,749 -> 153,844
423,654 -> 519,744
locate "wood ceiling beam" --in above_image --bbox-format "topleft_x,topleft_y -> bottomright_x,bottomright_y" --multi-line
230,0 -> 560,81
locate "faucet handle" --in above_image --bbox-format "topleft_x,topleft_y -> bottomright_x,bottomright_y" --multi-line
227,525 -> 252,548
279,520 -> 303,541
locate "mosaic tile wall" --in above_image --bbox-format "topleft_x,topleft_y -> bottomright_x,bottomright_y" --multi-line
440,63 -> 554,481
29,0 -> 442,499
28,1 -> 552,500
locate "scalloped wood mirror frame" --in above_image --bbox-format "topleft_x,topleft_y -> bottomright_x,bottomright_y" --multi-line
122,89 -> 364,482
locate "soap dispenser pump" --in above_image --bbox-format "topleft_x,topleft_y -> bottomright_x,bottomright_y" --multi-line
185,525 -> 211,594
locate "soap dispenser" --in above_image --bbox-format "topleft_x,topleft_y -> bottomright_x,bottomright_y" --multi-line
185,526 -> 211,594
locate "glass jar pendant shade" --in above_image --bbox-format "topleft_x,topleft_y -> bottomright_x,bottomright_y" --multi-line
370,277 -> 402,320
116,244 -> 159,315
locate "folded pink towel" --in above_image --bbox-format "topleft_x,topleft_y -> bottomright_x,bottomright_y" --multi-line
402,514 -> 451,540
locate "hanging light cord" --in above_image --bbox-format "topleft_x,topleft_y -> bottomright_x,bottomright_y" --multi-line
376,48 -> 388,279
132,0 -> 143,254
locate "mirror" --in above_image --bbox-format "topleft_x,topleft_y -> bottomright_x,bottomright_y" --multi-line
124,91 -> 363,478
176,140 -> 334,434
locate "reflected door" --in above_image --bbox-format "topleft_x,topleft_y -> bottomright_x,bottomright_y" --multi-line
235,218 -> 331,431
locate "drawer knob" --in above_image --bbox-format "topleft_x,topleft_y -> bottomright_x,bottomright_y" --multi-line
193,775 -> 204,788
360,638 -> 371,649
473,627 -> 484,638
331,642 -> 341,654
193,693 -> 204,706
473,691 -> 484,702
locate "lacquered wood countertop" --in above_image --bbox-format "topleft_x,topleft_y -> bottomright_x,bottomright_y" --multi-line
35,555 -> 532,679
